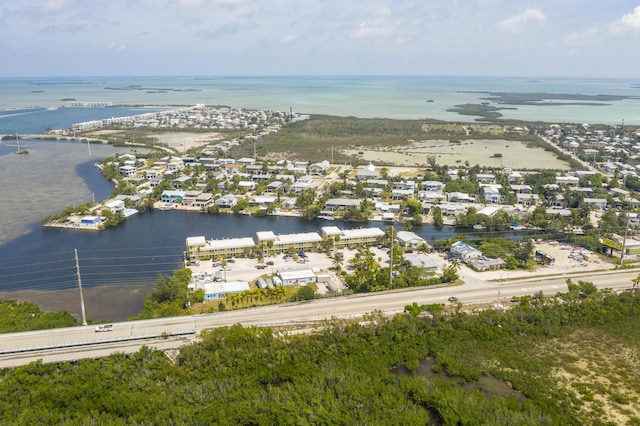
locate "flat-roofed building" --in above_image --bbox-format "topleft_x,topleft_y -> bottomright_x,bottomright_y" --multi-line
339,227 -> 385,247
273,232 -> 323,252
396,231 -> 429,248
203,281 -> 250,300
277,267 -> 317,286
199,237 -> 256,259
320,226 -> 342,239
403,253 -> 439,273
324,198 -> 362,211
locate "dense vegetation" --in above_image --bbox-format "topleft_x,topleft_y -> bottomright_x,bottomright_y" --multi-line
0,299 -> 78,333
1,287 -> 639,424
231,115 -> 540,161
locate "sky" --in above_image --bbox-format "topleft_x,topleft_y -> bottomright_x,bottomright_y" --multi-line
1,0 -> 640,78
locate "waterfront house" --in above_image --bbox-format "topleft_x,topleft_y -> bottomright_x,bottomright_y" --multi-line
250,196 -> 277,207
338,227 -> 385,247
396,231 -> 429,249
199,237 -> 256,259
80,215 -> 103,226
161,190 -> 186,203
104,199 -> 125,213
119,165 -> 137,178
281,198 -> 297,209
324,198 -> 362,211
272,232 -> 323,252
215,194 -> 238,209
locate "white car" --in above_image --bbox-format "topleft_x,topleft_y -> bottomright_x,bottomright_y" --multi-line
95,324 -> 114,332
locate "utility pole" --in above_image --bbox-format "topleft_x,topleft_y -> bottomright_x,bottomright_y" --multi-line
620,214 -> 630,266
389,226 -> 394,288
75,249 -> 88,326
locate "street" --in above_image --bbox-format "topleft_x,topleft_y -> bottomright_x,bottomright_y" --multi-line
0,267 -> 636,368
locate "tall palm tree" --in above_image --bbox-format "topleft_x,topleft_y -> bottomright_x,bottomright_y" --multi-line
331,254 -> 344,271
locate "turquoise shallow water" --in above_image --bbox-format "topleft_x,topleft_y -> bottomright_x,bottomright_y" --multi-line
1,76 -> 639,125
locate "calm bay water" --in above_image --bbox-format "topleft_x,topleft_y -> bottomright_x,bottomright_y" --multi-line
0,75 -> 637,319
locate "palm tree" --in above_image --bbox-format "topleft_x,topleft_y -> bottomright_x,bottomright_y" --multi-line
331,254 -> 344,271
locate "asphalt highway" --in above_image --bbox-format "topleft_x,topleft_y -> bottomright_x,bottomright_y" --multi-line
0,269 -> 636,368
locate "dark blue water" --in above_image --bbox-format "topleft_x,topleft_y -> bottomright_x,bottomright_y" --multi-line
0,211 -> 465,293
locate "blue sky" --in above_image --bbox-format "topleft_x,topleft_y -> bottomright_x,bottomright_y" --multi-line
2,0 -> 640,77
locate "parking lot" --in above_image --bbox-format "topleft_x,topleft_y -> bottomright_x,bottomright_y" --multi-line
188,250 -> 347,294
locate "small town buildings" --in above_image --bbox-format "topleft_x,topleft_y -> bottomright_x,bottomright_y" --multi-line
451,241 -> 482,263
198,237 -> 256,259
583,198 -> 608,210
477,206 -> 499,217
447,192 -> 474,203
215,194 -> 238,209
161,190 -> 186,203
104,199 -> 125,213
403,253 -> 439,274
276,267 -> 317,286
324,198 -> 362,211
203,281 -> 250,300
476,173 -> 496,184
356,163 -> 380,180
273,232 -> 323,252
483,186 -> 501,204
338,227 -> 385,247
516,193 -> 540,206
396,231 -> 429,248
80,215 -> 103,226
556,176 -> 580,186
422,181 -> 444,192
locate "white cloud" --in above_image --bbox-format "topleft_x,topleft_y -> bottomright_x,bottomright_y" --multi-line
41,0 -> 73,13
279,34 -> 298,44
351,21 -> 391,39
564,27 -> 599,46
610,6 -> 640,36
350,7 -> 399,39
498,8 -> 546,33
107,43 -> 126,52
172,0 -> 243,7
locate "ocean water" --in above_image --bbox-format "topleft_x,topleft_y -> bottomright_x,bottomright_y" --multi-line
1,76 -> 639,128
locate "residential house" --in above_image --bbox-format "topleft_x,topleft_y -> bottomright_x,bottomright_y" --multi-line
422,181 -> 444,192
356,163 -> 380,180
483,186 -> 501,204
215,194 -> 238,209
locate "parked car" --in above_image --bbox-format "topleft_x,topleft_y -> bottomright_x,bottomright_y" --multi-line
266,261 -> 274,266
